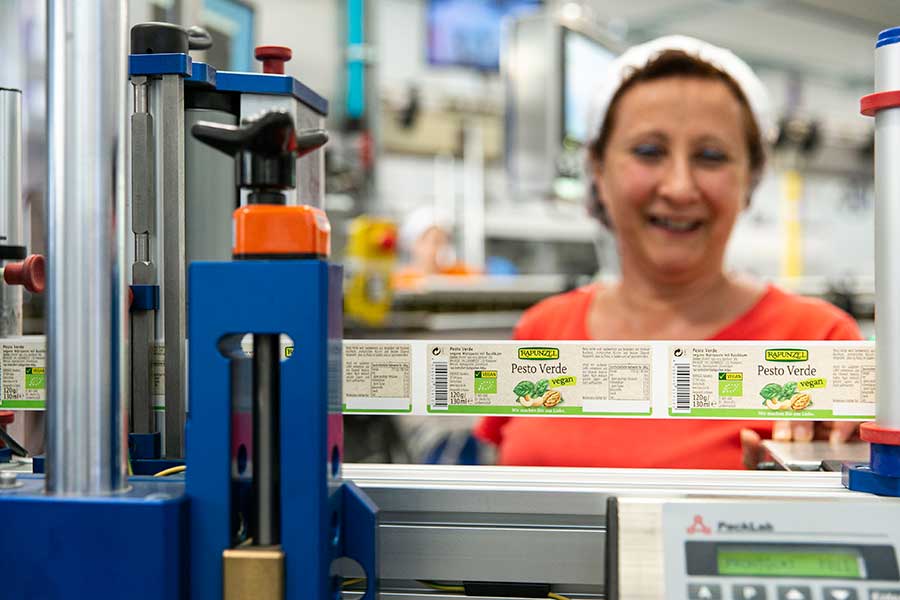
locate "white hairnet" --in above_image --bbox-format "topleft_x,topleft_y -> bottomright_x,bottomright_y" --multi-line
586,35 -> 774,149
398,206 -> 454,253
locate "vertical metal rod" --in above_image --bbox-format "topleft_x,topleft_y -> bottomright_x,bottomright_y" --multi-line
45,0 -> 128,494
875,39 -> 900,429
252,334 -> 281,546
0,88 -> 23,337
131,76 -> 156,434
160,73 -> 187,457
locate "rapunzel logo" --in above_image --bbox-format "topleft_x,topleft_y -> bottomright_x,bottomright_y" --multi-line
517,347 -> 560,360
765,348 -> 808,362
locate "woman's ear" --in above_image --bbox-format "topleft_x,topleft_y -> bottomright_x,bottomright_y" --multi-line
587,168 -> 613,230
744,168 -> 763,210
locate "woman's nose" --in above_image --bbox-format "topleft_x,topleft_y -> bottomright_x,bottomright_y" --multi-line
658,155 -> 701,205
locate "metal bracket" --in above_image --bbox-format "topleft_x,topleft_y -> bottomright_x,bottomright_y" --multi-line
341,481 -> 380,599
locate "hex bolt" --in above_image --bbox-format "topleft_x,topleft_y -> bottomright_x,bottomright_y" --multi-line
0,471 -> 18,488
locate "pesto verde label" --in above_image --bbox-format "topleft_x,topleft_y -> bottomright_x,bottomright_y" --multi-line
0,335 -> 46,410
668,343 -> 874,419
342,340 -> 876,420
425,342 -> 653,415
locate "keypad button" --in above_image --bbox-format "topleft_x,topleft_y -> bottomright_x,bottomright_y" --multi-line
733,583 -> 767,599
688,583 -> 722,600
823,588 -> 858,600
777,586 -> 812,600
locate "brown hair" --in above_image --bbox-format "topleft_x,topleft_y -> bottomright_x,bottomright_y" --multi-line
588,49 -> 765,173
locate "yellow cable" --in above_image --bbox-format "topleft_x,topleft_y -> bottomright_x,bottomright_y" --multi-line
420,581 -> 465,592
153,465 -> 186,477
342,578 -> 365,587
422,580 -> 571,599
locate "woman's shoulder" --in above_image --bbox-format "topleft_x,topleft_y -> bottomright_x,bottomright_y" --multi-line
514,284 -> 597,341
717,284 -> 862,341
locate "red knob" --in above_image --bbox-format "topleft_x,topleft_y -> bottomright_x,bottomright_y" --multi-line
0,410 -> 13,426
4,254 -> 46,294
255,45 -> 292,75
379,232 -> 397,252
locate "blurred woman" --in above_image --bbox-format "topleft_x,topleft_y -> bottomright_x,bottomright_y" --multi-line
476,36 -> 860,469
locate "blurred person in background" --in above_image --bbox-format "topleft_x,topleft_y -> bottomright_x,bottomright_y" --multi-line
475,36 -> 860,470
393,206 -> 478,288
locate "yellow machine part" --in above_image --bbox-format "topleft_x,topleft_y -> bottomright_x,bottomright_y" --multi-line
344,216 -> 397,326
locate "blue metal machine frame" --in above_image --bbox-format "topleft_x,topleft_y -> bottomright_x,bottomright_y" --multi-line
1,45 -> 378,600
188,259 -> 378,600
0,476 -> 187,599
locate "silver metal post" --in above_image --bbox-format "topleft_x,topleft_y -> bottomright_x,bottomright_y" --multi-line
0,88 -> 23,337
45,0 -> 128,494
131,75 -> 156,434
874,39 -> 900,429
160,74 -> 187,457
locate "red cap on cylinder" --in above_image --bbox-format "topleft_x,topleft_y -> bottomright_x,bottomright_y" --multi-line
4,254 -> 46,294
255,45 -> 292,75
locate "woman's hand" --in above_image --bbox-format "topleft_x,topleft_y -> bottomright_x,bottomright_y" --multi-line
771,420 -> 858,443
740,421 -> 860,469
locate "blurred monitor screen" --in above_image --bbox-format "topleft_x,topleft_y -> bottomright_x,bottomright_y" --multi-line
428,0 -> 542,71
563,29 -> 617,144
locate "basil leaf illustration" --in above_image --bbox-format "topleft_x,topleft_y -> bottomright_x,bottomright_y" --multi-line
513,380 -> 535,398
759,383 -> 782,401
778,381 -> 798,401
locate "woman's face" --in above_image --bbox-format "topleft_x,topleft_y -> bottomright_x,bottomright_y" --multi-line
594,76 -> 754,283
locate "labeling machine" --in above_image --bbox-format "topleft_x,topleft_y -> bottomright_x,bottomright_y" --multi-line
1,4 -> 900,600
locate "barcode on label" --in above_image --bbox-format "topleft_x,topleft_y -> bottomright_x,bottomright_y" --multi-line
431,359 -> 449,410
672,362 -> 692,413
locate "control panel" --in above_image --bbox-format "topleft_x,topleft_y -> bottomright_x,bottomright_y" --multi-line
609,497 -> 900,600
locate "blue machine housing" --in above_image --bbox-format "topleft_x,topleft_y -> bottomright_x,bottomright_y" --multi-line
0,476 -> 186,600
131,53 -> 329,117
188,259 -> 377,600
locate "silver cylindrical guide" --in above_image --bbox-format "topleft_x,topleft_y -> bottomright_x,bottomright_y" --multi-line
45,0 -> 128,494
874,37 -> 900,429
185,108 -> 237,262
0,88 -> 23,337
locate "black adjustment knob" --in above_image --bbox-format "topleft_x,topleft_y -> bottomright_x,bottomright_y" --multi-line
131,22 -> 213,54
131,22 -> 188,55
192,111 -> 328,205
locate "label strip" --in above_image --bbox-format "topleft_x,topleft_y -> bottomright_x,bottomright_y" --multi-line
342,340 -> 876,420
10,337 -> 877,421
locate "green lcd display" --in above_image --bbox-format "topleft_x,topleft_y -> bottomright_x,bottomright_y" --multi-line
717,548 -> 862,579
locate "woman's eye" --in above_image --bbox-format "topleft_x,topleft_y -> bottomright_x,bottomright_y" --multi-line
632,144 -> 663,159
696,148 -> 728,163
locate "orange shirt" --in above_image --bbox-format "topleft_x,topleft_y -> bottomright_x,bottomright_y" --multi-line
474,284 -> 862,470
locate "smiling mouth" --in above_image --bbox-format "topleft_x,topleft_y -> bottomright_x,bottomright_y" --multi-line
646,215 -> 704,233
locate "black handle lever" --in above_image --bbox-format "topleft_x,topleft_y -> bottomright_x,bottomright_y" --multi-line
192,111 -> 328,203
187,25 -> 213,50
193,112 -> 327,159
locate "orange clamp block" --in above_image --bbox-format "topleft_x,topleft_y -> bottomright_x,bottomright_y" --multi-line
233,204 -> 331,259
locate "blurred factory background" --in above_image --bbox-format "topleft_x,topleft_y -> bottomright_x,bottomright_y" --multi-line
0,0 -> 892,462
